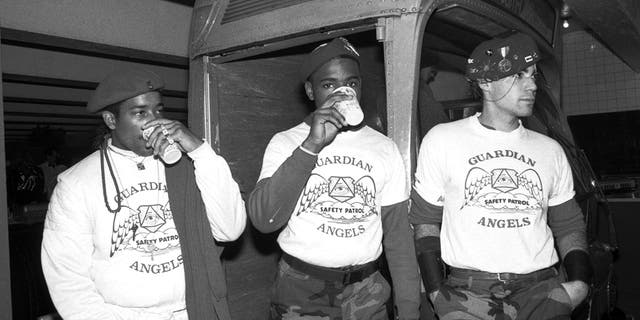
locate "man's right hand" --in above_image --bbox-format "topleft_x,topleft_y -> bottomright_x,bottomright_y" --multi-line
302,99 -> 347,153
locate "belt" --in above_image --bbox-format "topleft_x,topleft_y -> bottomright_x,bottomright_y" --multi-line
282,252 -> 379,285
449,266 -> 556,283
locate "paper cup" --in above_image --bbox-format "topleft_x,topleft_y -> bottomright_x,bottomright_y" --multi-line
142,126 -> 182,164
160,144 -> 182,164
331,86 -> 364,126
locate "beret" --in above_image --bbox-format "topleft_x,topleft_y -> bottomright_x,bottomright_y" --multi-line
87,68 -> 164,113
299,37 -> 360,82
466,31 -> 541,81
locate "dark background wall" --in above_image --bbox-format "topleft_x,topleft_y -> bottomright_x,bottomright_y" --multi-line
568,111 -> 640,177
607,201 -> 640,319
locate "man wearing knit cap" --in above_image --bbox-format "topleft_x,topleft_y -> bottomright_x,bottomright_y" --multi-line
248,37 -> 420,319
410,31 -> 592,319
41,68 -> 246,320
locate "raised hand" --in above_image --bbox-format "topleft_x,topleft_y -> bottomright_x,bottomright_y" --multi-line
142,119 -> 203,156
301,98 -> 348,153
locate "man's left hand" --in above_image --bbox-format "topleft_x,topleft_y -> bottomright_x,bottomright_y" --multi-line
143,119 -> 203,155
561,280 -> 589,309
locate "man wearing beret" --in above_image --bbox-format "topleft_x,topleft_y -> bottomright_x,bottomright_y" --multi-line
410,31 -> 592,319
41,68 -> 246,320
248,37 -> 420,319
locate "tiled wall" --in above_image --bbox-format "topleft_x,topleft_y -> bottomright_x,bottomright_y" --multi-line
562,30 -> 640,115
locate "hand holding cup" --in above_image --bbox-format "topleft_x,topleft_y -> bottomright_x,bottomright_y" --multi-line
330,86 -> 364,126
142,119 -> 203,164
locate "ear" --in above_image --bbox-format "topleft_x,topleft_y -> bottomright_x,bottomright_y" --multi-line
102,111 -> 117,130
477,81 -> 491,94
304,81 -> 314,101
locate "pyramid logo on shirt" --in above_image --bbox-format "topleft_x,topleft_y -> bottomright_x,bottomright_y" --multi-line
296,174 -> 378,223
138,204 -> 166,232
491,169 -> 518,192
461,167 -> 543,212
328,177 -> 355,202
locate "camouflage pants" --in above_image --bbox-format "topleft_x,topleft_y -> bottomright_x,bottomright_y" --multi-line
269,259 -> 391,320
431,268 -> 573,320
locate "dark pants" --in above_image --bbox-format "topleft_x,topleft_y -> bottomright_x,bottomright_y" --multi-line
431,268 -> 573,320
269,260 -> 391,320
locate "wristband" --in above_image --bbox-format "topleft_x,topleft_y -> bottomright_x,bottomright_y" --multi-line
299,145 -> 318,156
564,250 -> 593,284
415,236 -> 445,293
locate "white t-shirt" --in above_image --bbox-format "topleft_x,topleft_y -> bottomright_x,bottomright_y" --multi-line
414,114 -> 575,273
259,123 -> 408,268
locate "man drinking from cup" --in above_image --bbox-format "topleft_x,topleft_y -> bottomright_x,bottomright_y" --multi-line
41,68 -> 246,320
248,37 -> 420,320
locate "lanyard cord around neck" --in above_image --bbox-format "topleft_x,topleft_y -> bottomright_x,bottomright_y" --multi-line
483,76 -> 517,103
100,139 -> 122,214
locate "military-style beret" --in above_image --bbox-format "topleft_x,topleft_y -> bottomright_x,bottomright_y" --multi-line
87,68 -> 164,113
299,37 -> 360,82
466,31 -> 541,81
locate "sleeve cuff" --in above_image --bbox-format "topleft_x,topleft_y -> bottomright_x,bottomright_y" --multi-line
412,181 -> 444,207
409,189 -> 444,225
187,140 -> 213,160
548,190 -> 576,207
299,145 -> 318,156
291,147 -> 318,170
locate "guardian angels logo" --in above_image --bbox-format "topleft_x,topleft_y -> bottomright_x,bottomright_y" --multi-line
296,174 -> 377,223
461,167 -> 543,212
110,201 -> 179,257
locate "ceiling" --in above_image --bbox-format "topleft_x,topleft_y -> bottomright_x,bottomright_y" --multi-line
2,0 -> 640,150
1,0 -> 195,150
565,0 -> 640,72
1,29 -> 189,149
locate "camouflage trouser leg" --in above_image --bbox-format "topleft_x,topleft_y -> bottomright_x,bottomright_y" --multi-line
431,269 -> 573,320
269,260 -> 391,320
